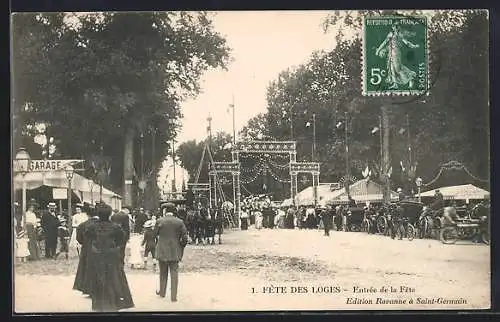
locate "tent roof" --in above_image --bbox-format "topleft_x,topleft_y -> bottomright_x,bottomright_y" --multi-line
420,184 -> 489,200
13,171 -> 121,198
325,178 -> 398,204
295,185 -> 344,206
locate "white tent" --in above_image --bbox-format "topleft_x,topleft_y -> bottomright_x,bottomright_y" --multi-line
295,185 -> 343,206
13,171 -> 122,209
324,178 -> 399,204
281,198 -> 294,207
420,184 -> 489,200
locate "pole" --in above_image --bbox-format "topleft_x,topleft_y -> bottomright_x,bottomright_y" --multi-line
418,187 -> 421,202
172,139 -> 176,193
312,113 -> 316,161
381,105 -> 391,204
345,111 -> 350,196
379,115 -> 383,173
207,115 -> 212,147
67,178 -> 72,219
99,145 -> 104,202
289,106 -> 294,140
232,95 -> 236,146
152,128 -> 157,209
22,178 -> 27,229
406,113 -> 412,167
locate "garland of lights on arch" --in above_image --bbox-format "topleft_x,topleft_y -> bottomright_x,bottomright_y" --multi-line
216,154 -> 292,185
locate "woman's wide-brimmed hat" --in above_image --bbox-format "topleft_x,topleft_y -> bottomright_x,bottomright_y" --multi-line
28,198 -> 39,207
47,202 -> 57,208
143,220 -> 154,228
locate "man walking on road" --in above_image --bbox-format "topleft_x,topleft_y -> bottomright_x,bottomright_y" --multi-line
154,203 -> 189,302
321,205 -> 333,236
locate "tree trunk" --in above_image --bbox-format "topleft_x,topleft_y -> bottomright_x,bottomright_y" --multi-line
381,105 -> 391,203
123,127 -> 135,208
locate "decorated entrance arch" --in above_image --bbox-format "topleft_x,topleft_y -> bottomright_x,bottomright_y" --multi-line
209,141 -> 321,218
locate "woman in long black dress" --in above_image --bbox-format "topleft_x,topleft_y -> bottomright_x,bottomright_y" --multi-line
85,203 -> 134,312
73,206 -> 98,296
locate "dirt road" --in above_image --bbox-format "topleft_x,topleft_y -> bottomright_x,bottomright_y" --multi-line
14,228 -> 490,312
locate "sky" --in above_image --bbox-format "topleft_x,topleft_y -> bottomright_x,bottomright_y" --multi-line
177,10 -> 337,144
160,11 -> 338,192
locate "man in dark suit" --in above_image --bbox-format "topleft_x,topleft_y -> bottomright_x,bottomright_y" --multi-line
110,206 -> 131,266
41,202 -> 60,258
154,203 -> 188,302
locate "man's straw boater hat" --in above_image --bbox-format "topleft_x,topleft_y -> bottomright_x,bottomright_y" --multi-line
143,220 -> 154,228
48,202 -> 57,208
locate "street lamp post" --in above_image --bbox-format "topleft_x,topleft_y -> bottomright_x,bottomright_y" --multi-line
65,165 -> 74,219
416,177 -> 423,202
14,148 -> 31,228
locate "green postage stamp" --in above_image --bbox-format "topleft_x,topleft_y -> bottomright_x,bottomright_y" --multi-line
362,15 -> 428,96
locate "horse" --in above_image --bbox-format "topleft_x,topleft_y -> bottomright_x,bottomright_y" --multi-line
185,209 -> 197,244
195,208 -> 208,245
204,209 -> 215,245
204,209 -> 224,245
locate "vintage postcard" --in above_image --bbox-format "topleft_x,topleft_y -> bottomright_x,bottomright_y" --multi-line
11,9 -> 490,313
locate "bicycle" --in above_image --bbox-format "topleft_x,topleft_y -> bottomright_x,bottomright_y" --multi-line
392,216 -> 415,241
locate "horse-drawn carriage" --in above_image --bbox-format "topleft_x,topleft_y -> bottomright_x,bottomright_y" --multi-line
183,205 -> 225,246
342,206 -> 365,232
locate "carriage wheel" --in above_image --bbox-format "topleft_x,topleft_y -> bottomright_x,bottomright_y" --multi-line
376,217 -> 388,235
440,226 -> 458,244
406,224 -> 415,241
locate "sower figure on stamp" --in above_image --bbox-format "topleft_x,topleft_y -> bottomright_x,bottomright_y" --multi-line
154,202 -> 189,301
375,24 -> 420,90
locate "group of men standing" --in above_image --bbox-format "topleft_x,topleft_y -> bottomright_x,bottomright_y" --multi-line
15,199 -> 87,261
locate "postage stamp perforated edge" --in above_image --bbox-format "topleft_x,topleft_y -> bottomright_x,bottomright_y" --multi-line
361,14 -> 430,97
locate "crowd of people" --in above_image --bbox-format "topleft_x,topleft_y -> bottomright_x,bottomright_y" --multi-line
237,191 -> 489,240
14,198 -> 189,312
14,189 -> 488,311
238,199 -> 338,237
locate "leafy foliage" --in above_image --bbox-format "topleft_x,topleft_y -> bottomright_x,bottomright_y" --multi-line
176,131 -> 233,184
240,10 -> 489,198
12,12 -> 231,196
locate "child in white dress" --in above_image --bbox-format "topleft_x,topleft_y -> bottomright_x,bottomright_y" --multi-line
127,233 -> 144,269
16,230 -> 30,262
254,211 -> 263,230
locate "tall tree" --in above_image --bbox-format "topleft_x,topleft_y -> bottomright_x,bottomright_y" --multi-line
12,12 -> 231,207
240,10 -> 489,198
176,131 -> 233,184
